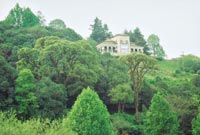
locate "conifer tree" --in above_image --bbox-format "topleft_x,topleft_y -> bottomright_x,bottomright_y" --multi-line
143,92 -> 179,135
90,17 -> 112,43
67,87 -> 115,135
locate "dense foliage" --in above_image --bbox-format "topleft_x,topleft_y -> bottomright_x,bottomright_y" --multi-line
0,4 -> 200,135
192,111 -> 200,135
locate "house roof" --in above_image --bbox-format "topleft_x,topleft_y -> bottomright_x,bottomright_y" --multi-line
113,34 -> 129,37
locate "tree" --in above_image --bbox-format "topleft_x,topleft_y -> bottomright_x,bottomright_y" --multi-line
0,55 -> 16,110
35,77 -> 67,119
34,37 -> 101,96
180,55 -> 200,73
67,87 -> 115,135
47,27 -> 82,41
147,34 -> 166,59
49,19 -> 66,30
125,27 -> 150,55
143,93 -> 179,135
109,83 -> 133,112
4,3 -> 40,27
120,53 -> 156,121
4,3 -> 23,26
90,17 -> 112,43
193,74 -> 200,87
95,53 -> 130,105
15,69 -> 38,118
192,111 -> 200,135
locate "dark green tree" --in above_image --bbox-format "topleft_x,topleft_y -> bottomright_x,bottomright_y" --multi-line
0,55 -> 16,110
35,77 -> 67,119
143,93 -> 179,135
90,17 -> 112,43
4,3 -> 40,27
95,53 -> 129,104
22,8 -> 40,27
67,87 -> 115,135
125,27 -> 150,55
4,3 -> 23,26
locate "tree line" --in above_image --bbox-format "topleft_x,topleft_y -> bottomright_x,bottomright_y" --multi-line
0,3 -> 200,135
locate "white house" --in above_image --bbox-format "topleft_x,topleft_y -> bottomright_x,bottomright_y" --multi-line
96,34 -> 143,56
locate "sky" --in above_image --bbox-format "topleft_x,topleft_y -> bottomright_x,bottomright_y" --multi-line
0,0 -> 199,58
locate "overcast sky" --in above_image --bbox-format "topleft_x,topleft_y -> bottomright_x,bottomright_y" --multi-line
0,0 -> 199,58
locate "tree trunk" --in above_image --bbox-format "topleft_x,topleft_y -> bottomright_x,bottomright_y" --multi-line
135,88 -> 139,122
118,103 -> 121,113
122,103 -> 125,112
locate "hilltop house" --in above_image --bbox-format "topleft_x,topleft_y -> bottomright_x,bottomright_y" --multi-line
96,34 -> 143,56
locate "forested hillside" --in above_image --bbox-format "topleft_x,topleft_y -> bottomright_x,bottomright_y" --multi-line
0,4 -> 200,135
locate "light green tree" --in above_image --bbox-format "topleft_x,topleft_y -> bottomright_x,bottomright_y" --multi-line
67,87 -> 115,135
147,34 -> 166,59
49,19 -> 66,30
15,69 -> 38,118
109,83 -> 133,112
143,92 -> 179,135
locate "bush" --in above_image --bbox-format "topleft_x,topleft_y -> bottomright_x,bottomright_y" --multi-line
192,112 -> 200,135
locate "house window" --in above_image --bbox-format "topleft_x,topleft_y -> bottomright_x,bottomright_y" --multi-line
113,47 -> 116,52
109,46 -> 111,51
135,49 -> 138,52
131,48 -> 133,52
104,46 -> 107,51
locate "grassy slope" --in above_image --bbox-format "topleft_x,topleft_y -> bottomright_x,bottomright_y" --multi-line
146,58 -> 195,93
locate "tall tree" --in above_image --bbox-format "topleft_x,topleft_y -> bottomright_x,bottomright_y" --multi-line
4,3 -> 23,26
4,3 -> 40,27
22,8 -> 40,27
125,27 -> 150,55
67,87 -> 115,135
147,34 -> 166,59
90,17 -> 112,43
144,92 -> 179,135
120,53 -> 156,121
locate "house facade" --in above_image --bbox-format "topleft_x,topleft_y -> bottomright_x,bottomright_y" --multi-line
96,34 -> 143,56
